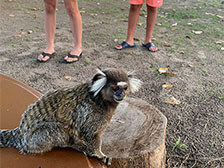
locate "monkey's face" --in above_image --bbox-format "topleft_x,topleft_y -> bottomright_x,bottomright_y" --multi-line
89,68 -> 142,103
101,81 -> 130,103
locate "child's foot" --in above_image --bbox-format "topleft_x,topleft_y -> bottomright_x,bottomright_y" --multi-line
64,50 -> 82,63
37,51 -> 55,62
115,41 -> 136,50
142,42 -> 158,52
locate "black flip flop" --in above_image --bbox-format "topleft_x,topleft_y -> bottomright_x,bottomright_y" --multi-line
37,52 -> 56,63
63,52 -> 82,64
142,42 -> 158,52
115,41 -> 136,50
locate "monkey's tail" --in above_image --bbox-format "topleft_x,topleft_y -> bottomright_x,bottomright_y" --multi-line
0,127 -> 20,148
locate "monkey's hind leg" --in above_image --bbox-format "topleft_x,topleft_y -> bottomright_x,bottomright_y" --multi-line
21,122 -> 69,154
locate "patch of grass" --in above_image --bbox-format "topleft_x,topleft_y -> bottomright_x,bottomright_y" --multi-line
172,136 -> 188,151
167,8 -> 199,20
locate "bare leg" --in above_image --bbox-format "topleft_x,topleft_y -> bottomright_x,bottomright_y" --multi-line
144,5 -> 158,52
37,0 -> 57,62
64,0 -> 82,62
115,4 -> 142,50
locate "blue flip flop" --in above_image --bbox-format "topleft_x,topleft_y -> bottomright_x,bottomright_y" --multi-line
142,42 -> 158,52
116,41 -> 136,50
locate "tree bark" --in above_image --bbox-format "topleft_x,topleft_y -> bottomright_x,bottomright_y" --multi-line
102,97 -> 167,168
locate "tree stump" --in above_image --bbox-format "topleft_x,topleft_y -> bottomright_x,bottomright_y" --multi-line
102,97 -> 167,168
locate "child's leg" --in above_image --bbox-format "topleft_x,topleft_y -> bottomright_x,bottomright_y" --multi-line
144,5 -> 158,51
37,0 -> 57,62
64,0 -> 82,62
115,3 -> 142,50
126,4 -> 143,45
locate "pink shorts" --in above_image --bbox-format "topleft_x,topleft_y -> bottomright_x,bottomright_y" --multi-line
130,0 -> 163,7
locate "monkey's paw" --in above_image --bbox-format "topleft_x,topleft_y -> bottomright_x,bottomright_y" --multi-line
101,157 -> 112,166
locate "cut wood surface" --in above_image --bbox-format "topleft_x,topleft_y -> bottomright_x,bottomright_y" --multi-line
102,97 -> 167,168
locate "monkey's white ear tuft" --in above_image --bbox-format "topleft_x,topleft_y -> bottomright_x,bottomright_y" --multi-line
89,69 -> 107,97
96,68 -> 106,77
129,77 -> 143,93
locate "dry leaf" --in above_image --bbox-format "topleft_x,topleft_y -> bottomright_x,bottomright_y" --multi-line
89,13 -> 97,17
152,37 -> 156,41
80,10 -> 85,14
221,47 -> 224,51
167,72 -> 176,77
165,96 -> 181,105
65,76 -> 72,81
139,12 -> 145,16
172,23 -> 177,27
137,22 -> 143,26
133,37 -> 140,41
216,15 -> 223,19
162,84 -> 173,89
114,39 -> 118,42
158,68 -> 168,74
164,44 -> 171,47
9,14 -> 15,17
118,19 -> 128,22
192,30 -> 203,35
21,32 -> 26,35
31,8 -> 38,11
27,30 -> 33,34
179,51 -> 185,54
157,23 -> 162,26
15,34 -> 22,38
215,40 -> 224,44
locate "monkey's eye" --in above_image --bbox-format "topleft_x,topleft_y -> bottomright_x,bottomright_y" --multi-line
123,86 -> 128,91
112,86 -> 119,91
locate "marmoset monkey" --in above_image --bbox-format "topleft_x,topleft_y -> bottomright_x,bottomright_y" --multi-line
0,68 -> 142,165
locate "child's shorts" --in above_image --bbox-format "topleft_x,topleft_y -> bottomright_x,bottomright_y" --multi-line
129,0 -> 163,7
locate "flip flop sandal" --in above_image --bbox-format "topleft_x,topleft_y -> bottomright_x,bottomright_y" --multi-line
37,52 -> 56,63
142,42 -> 158,52
63,52 -> 82,64
116,41 -> 136,50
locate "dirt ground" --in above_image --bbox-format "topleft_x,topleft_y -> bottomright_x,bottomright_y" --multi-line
0,0 -> 224,167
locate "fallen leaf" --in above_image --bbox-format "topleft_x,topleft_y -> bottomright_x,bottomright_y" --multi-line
133,37 -> 140,41
192,30 -> 203,35
152,37 -> 156,41
165,96 -> 181,105
187,23 -> 193,26
31,8 -> 38,11
185,35 -> 191,39
158,67 -> 168,74
216,14 -> 223,19
162,84 -> 173,89
164,44 -> 171,47
9,14 -> 15,17
89,13 -> 97,17
27,30 -> 33,34
15,34 -> 22,38
172,23 -> 177,27
221,47 -> 224,51
156,23 -> 162,26
137,22 -> 143,26
167,72 -> 176,77
118,19 -> 128,22
114,39 -> 118,42
139,12 -> 145,16
80,10 -> 85,14
179,51 -> 185,54
205,12 -> 215,16
21,32 -> 26,35
215,40 -> 224,44
65,76 -> 72,81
